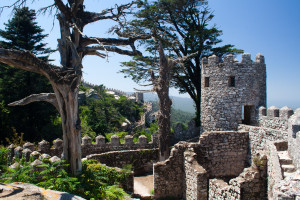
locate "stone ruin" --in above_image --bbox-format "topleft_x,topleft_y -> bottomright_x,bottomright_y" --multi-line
152,53 -> 300,200
5,53 -> 300,199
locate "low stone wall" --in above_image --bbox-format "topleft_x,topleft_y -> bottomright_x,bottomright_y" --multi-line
184,150 -> 208,200
209,156 -> 267,200
238,124 -> 287,163
154,142 -> 187,199
267,141 -> 284,200
258,106 -> 294,132
194,131 -> 249,177
7,134 -> 158,160
209,179 -> 240,200
86,149 -> 159,175
154,131 -> 249,199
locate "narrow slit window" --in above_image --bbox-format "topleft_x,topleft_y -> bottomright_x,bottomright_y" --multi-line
205,77 -> 209,87
229,76 -> 235,87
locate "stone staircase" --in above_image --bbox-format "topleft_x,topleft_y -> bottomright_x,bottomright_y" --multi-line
277,151 -> 296,178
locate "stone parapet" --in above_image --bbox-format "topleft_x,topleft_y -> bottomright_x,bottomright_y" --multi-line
86,149 -> 159,175
7,134 -> 158,160
259,106 -> 295,131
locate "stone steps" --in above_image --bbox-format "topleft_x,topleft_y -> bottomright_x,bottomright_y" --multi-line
278,151 -> 293,165
277,151 -> 296,178
282,164 -> 296,173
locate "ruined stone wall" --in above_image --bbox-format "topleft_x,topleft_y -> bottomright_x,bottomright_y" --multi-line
201,53 -> 266,132
288,109 -> 300,168
153,142 -> 187,199
238,124 -> 287,162
267,141 -> 284,200
154,131 -> 249,199
209,163 -> 267,200
86,149 -> 158,174
184,150 -> 208,200
193,131 -> 249,177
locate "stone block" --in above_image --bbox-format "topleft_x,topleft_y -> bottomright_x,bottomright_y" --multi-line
259,106 -> 266,116
267,106 -> 280,117
23,142 -> 35,151
124,135 -> 133,145
96,135 -> 105,145
208,55 -> 219,65
242,53 -> 251,63
139,135 -> 148,145
38,140 -> 50,153
111,135 -> 120,146
82,135 -> 92,146
53,138 -> 63,149
255,53 -> 265,64
280,106 -> 294,119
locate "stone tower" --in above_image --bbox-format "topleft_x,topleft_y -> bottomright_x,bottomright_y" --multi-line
201,53 -> 266,131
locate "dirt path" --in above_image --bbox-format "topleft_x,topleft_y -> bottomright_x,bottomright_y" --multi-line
134,175 -> 153,197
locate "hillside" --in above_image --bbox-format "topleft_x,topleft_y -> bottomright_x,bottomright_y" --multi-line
144,93 -> 195,113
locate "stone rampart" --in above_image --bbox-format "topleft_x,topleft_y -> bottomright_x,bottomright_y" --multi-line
259,106 -> 294,132
209,162 -> 267,200
238,124 -> 287,163
86,149 -> 159,175
154,131 -> 249,199
7,134 -> 158,160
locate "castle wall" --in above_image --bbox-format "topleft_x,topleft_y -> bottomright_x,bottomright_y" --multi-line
154,131 -> 249,199
209,160 -> 267,200
86,149 -> 158,174
238,106 -> 296,163
7,134 -> 158,161
201,53 -> 266,131
153,142 -> 187,199
259,106 -> 293,131
288,109 -> 300,168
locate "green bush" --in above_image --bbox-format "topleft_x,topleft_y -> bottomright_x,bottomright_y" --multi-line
0,158 -> 129,200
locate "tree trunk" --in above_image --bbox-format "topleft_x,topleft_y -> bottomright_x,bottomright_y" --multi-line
52,82 -> 82,175
156,43 -> 172,161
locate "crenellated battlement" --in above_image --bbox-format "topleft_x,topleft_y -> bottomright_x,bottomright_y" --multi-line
202,53 -> 265,67
7,134 -> 158,161
259,106 -> 296,131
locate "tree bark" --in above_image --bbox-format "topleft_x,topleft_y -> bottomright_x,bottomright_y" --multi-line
155,43 -> 172,161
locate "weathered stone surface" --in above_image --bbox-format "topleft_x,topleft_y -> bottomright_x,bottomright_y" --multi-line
201,53 -> 266,131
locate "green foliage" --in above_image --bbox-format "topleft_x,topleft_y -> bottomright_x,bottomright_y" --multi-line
0,158 -> 129,200
0,146 -> 8,173
120,0 -> 243,125
5,128 -> 25,147
0,7 -> 60,144
79,84 -> 144,138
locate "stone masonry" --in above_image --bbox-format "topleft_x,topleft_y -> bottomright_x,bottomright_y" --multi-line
201,53 -> 266,132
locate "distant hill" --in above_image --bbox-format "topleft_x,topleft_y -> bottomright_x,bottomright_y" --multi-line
144,93 -> 195,114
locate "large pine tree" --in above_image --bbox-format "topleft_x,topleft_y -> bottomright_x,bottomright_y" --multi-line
0,7 -> 60,144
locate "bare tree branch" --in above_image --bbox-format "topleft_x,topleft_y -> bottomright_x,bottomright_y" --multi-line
81,37 -> 136,47
0,48 -> 61,79
8,93 -> 59,111
54,0 -> 73,21
82,46 -> 142,56
81,2 -> 135,26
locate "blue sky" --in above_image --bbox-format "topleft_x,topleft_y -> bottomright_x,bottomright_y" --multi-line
0,0 -> 299,109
